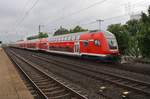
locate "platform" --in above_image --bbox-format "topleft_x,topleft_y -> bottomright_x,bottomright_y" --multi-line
0,48 -> 33,99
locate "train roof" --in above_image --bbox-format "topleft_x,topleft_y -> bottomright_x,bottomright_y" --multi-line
14,30 -> 115,43
52,31 -> 89,37
50,30 -> 114,38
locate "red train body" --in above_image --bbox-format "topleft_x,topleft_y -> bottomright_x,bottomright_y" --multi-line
12,31 -> 120,61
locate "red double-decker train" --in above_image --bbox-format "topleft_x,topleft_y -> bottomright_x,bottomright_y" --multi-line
11,30 -> 120,61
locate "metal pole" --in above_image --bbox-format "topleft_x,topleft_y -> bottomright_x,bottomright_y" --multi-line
97,19 -> 104,31
39,25 -> 44,33
39,25 -> 41,33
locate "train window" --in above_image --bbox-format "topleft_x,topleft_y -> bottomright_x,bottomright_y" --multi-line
69,37 -> 71,41
70,36 -> 72,41
65,36 -> 67,41
83,41 -> 88,47
61,37 -> 63,41
63,37 -> 65,41
58,38 -> 60,42
72,36 -> 75,40
77,35 -> 80,40
67,36 -> 69,41
69,36 -> 71,40
70,36 -> 72,40
74,36 -> 76,40
94,40 -> 100,46
71,36 -> 73,40
66,36 -> 68,41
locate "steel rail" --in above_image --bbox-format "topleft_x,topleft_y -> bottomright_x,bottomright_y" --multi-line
6,51 -> 48,99
32,54 -> 150,96
8,49 -> 88,99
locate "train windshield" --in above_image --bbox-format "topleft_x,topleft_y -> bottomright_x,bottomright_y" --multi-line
107,38 -> 118,49
104,31 -> 118,50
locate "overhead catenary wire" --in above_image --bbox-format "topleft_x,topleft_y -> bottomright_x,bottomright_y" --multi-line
14,0 -> 40,32
9,0 -> 34,33
51,13 -> 129,31
14,0 -> 148,34
46,0 -> 147,31
47,0 -> 149,32
45,0 -> 108,26
13,0 -> 32,25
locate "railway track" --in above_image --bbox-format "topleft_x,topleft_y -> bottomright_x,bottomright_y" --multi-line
6,49 -> 88,99
6,48 -> 150,99
22,50 -> 150,96
32,55 -> 150,95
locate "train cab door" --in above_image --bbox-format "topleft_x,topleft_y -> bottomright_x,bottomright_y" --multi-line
74,41 -> 80,54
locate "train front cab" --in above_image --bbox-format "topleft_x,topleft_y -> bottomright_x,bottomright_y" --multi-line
79,31 -> 119,61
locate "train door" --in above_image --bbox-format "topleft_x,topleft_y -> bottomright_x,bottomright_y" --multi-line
74,41 -> 80,54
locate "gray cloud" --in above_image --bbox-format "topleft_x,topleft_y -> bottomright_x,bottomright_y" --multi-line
0,0 -> 149,43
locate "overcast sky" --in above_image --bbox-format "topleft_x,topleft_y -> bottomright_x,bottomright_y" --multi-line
0,0 -> 149,43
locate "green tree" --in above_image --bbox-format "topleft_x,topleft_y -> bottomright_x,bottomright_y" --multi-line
54,26 -> 88,35
107,24 -> 129,55
100,6 -> 150,58
39,32 -> 48,38
27,35 -> 39,40
54,26 -> 69,36
127,36 -> 141,57
124,19 -> 141,57
138,6 -> 150,58
107,20 -> 142,57
27,32 -> 48,40
125,19 -> 140,36
70,25 -> 88,33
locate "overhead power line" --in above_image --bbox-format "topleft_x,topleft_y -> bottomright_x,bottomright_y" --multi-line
10,0 -> 33,33
49,0 -> 148,30
47,0 -> 148,28
18,0 -> 40,25
15,0 -> 40,32
14,0 -> 148,34
14,0 -> 31,24
45,0 -> 107,25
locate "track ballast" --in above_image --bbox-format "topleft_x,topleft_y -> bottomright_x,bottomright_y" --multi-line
5,48 -> 88,99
